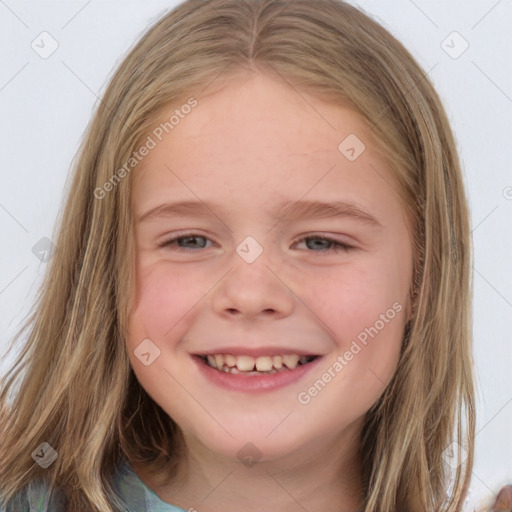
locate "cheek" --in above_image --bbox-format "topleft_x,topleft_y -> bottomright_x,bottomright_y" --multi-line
124,261 -> 209,415
295,271 -> 406,429
127,260 -> 212,344
304,256 -> 408,340
299,254 -> 409,393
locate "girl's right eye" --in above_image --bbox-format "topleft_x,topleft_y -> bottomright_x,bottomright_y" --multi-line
158,234 -> 212,253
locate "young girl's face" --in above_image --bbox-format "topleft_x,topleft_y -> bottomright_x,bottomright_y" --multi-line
126,71 -> 413,464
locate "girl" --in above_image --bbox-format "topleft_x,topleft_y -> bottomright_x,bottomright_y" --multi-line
1,0 -> 509,511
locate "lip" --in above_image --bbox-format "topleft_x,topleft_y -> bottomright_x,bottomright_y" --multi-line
192,354 -> 323,393
192,346 -> 321,357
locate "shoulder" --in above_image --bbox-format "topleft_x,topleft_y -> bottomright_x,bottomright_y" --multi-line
114,458 -> 189,512
2,459 -> 188,512
0,478 -> 66,512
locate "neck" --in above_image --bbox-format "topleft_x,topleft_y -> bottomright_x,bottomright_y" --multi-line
134,420 -> 365,512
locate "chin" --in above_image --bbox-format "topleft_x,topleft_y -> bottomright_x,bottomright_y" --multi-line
185,417 -> 311,465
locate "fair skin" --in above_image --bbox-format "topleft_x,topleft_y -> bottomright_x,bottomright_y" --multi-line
126,70 -> 413,512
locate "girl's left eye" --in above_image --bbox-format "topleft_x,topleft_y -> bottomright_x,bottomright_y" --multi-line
158,233 -> 354,254
293,235 -> 354,253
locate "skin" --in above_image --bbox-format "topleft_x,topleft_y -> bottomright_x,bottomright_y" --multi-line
125,70 -> 414,512
491,486 -> 512,512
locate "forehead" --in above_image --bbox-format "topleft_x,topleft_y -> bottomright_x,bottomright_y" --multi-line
168,72 -> 372,156
132,71 -> 402,220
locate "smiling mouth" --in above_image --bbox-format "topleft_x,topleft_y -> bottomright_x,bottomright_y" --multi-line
196,354 -> 320,375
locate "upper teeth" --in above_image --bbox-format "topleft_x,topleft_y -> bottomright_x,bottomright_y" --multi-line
205,354 -> 313,372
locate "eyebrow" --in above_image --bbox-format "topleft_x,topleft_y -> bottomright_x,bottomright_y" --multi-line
137,199 -> 382,228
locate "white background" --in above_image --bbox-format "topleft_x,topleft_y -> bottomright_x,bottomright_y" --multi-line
0,1 -> 511,510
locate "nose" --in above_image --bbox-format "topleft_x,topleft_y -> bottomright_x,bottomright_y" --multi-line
211,250 -> 295,320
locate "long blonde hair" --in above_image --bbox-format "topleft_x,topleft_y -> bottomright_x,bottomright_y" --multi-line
0,1 -> 475,511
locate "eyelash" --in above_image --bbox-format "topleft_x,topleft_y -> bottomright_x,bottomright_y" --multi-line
158,233 -> 354,254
